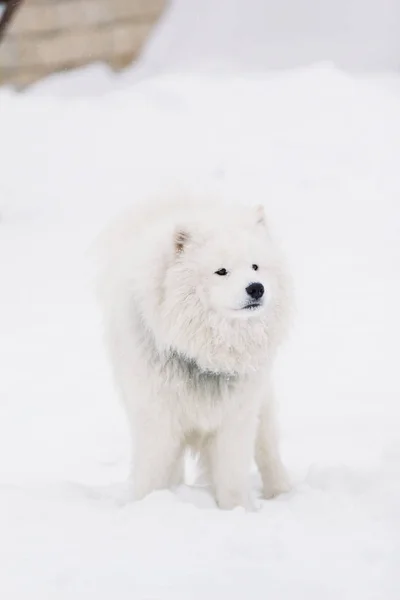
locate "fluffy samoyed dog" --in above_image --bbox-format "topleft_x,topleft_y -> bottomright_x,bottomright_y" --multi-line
95,196 -> 292,509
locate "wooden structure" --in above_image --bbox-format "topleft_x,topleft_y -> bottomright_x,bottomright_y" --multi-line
0,1 -> 22,43
0,0 -> 165,88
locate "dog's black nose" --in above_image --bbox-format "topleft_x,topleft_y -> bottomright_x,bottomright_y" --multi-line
246,282 -> 264,300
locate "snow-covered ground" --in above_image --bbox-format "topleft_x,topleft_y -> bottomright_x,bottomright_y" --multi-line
1,21 -> 400,600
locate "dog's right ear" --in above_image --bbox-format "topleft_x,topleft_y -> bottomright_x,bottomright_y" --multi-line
174,229 -> 190,254
255,204 -> 266,227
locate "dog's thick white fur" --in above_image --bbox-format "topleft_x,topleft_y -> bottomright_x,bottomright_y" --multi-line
95,195 -> 292,509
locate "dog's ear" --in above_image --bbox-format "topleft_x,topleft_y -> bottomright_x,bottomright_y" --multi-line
255,204 -> 266,226
174,229 -> 190,254
255,204 -> 267,227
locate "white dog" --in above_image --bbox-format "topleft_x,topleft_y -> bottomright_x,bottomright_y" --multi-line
95,196 -> 292,509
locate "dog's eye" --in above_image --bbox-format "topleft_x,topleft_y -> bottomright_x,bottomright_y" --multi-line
215,268 -> 228,276
252,264 -> 259,271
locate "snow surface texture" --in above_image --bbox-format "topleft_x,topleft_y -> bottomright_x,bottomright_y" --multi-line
1,9 -> 400,599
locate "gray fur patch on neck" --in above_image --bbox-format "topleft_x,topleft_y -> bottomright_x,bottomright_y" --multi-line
168,349 -> 237,378
134,308 -> 240,398
164,350 -> 239,397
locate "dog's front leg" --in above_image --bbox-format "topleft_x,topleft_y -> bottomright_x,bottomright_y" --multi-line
131,410 -> 182,501
255,384 -> 290,499
209,408 -> 258,510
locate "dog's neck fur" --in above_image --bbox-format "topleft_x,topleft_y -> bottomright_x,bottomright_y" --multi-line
136,310 -> 240,397
136,307 -> 240,381
166,349 -> 239,380
162,348 -> 240,397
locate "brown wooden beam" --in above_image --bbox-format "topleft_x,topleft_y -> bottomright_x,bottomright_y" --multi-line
0,0 -> 23,44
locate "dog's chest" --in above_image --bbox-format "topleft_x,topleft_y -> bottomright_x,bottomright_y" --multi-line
164,352 -> 239,401
162,353 -> 257,433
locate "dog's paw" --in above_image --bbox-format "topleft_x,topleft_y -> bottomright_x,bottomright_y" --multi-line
216,490 -> 254,511
262,476 -> 291,499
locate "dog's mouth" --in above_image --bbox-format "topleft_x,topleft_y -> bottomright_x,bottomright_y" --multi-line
242,302 -> 262,310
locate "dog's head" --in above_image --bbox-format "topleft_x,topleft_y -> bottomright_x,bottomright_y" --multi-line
157,204 -> 292,374
173,205 -> 276,319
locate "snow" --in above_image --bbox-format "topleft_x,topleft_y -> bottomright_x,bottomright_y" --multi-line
1,6 -> 400,598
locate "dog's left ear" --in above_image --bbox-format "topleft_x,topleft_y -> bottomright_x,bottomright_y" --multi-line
255,204 -> 267,227
174,229 -> 190,254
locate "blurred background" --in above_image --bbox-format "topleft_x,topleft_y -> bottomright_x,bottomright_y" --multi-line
1,0 -> 399,90
0,0 -> 165,88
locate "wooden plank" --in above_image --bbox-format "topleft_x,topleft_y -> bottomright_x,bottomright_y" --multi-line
0,0 -> 24,43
